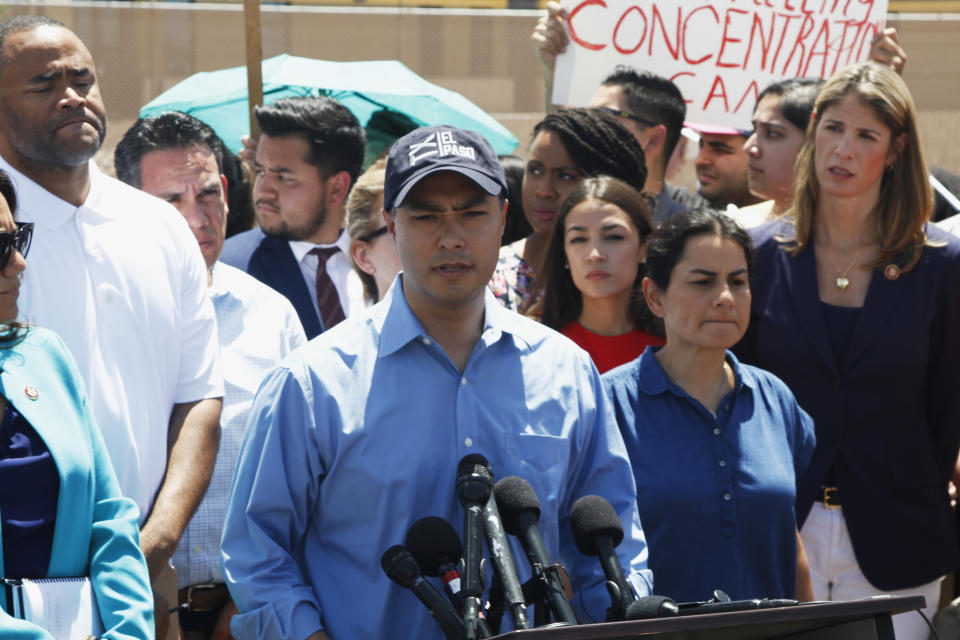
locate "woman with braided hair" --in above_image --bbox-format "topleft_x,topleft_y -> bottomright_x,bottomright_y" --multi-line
489,107 -> 648,311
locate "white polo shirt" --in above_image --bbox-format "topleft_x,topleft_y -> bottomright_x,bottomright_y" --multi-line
0,158 -> 223,521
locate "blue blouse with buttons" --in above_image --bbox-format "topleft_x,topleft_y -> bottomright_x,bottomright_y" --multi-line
602,348 -> 815,602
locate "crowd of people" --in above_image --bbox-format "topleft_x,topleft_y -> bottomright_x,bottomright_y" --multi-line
0,8 -> 957,640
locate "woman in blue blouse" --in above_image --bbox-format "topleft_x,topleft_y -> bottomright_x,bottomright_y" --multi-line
603,208 -> 815,603
0,169 -> 154,639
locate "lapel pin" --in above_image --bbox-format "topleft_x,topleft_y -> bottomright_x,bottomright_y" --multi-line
884,264 -> 901,281
23,386 -> 38,401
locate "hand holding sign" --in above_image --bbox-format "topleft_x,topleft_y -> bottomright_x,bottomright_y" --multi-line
532,1 -> 570,77
868,27 -> 906,74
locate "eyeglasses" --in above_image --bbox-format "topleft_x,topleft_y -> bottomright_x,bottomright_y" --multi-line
0,222 -> 32,270
595,107 -> 660,129
357,226 -> 389,243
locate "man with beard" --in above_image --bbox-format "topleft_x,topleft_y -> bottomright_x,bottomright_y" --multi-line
0,15 -> 224,637
221,97 -> 366,339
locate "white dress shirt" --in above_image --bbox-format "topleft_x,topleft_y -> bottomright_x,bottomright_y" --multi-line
289,229 -> 366,321
1,157 -> 224,520
173,262 -> 306,587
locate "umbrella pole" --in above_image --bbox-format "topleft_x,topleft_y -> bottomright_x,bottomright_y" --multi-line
243,0 -> 264,140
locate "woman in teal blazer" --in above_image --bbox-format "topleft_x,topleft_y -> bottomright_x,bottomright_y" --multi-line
0,170 -> 154,639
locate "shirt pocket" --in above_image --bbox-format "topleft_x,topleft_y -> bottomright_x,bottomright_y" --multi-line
505,432 -> 571,498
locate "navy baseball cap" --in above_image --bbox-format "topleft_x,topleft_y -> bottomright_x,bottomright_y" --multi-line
384,126 -> 508,210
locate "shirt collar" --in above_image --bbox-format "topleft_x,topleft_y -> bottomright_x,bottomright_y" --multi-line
0,156 -> 104,229
209,261 -> 231,300
289,228 -> 350,263
377,275 -> 536,359
637,347 -> 756,396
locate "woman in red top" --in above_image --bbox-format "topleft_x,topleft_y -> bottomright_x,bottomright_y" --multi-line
537,176 -> 664,372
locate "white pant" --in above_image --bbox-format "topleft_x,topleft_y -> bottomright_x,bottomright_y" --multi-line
801,501 -> 942,640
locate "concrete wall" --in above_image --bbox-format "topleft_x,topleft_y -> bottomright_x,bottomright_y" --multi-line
1,2 -> 957,178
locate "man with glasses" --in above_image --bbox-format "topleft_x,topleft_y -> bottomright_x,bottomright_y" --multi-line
0,15 -> 224,639
221,97 -> 367,339
586,67 -> 709,224
115,111 -> 306,640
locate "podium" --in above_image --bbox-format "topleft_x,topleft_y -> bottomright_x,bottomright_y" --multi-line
491,595 -> 924,639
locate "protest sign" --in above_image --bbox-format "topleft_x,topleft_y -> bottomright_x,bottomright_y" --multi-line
552,0 -> 888,130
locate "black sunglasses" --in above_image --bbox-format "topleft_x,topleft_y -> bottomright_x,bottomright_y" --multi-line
358,226 -> 389,243
0,222 -> 33,270
595,107 -> 660,129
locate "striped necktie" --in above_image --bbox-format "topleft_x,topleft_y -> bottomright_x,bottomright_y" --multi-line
310,246 -> 346,329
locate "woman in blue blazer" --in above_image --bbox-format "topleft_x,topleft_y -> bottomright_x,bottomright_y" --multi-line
736,63 -> 960,640
0,170 -> 154,639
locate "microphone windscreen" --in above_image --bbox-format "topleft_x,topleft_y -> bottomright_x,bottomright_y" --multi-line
381,544 -> 420,588
625,595 -> 679,620
494,476 -> 541,536
405,516 -> 464,577
569,495 -> 625,555
458,453 -> 491,477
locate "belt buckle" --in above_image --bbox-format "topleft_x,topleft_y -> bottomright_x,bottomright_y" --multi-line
187,583 -> 220,612
822,487 -> 841,509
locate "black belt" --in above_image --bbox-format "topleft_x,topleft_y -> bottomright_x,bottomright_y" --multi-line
817,486 -> 841,509
178,583 -> 229,612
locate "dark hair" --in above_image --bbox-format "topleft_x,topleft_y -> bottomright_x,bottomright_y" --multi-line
532,108 -> 648,194
0,168 -> 30,348
0,168 -> 17,215
223,148 -> 255,238
114,111 -> 227,189
645,208 -> 754,291
255,97 -> 366,188
756,77 -> 825,132
499,154 -> 532,245
0,15 -> 66,72
539,176 -> 658,333
601,66 -> 686,159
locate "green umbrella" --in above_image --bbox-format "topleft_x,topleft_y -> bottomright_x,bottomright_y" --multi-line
140,54 -> 518,158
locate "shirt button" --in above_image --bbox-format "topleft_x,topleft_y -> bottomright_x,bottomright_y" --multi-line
460,377 -> 468,386
422,337 -> 432,345
718,459 -> 727,467
193,545 -> 203,553
723,492 -> 732,501
713,428 -> 722,436
464,438 -> 473,447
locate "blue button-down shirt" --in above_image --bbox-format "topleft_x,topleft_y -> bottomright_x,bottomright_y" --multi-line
602,348 -> 814,603
222,276 -> 652,640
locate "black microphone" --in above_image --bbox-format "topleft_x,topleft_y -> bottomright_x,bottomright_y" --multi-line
406,516 -> 465,612
456,454 -> 494,639
481,469 -> 531,630
381,544 -> 466,640
494,476 -> 578,626
625,595 -> 680,620
569,494 -> 637,621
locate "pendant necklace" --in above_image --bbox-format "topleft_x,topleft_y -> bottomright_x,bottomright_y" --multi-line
829,250 -> 861,291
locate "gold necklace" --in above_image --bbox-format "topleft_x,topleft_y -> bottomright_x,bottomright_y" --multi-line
828,250 -> 861,291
